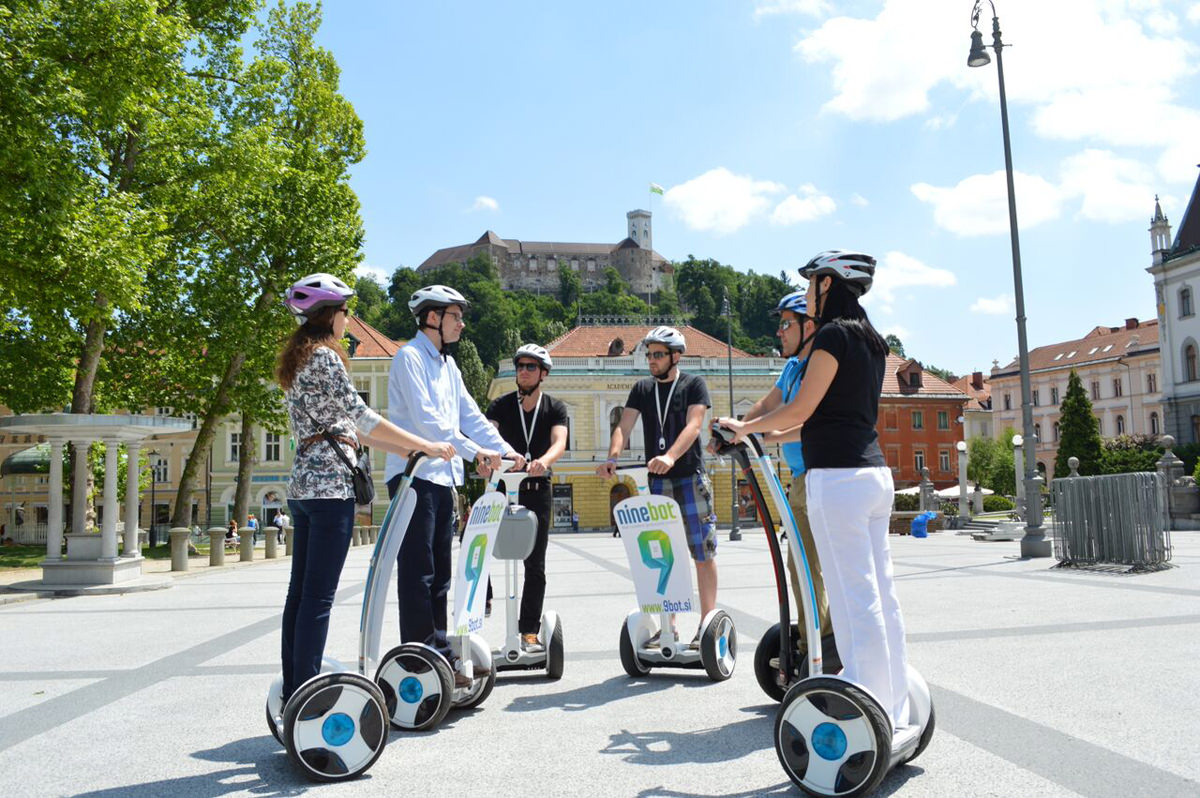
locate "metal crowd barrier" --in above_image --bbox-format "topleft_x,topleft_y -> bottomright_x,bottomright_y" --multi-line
1051,471 -> 1172,570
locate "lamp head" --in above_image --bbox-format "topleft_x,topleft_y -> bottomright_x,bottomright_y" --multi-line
957,440 -> 968,452
968,29 -> 991,67
1012,434 -> 1024,447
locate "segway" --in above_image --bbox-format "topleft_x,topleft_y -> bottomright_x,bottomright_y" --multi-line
710,425 -> 935,797
489,471 -> 565,679
264,453 -> 443,781
610,465 -> 736,682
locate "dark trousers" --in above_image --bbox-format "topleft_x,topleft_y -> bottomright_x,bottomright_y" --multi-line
281,498 -> 355,701
388,474 -> 455,661
517,483 -> 553,634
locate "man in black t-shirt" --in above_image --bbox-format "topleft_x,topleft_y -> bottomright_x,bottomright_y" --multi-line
597,327 -> 718,643
484,344 -> 569,651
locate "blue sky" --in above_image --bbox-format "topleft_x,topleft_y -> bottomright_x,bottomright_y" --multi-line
311,0 -> 1200,376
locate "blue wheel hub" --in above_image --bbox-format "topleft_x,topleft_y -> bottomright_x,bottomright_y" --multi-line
812,721 -> 847,760
399,676 -> 424,704
321,712 -> 355,747
718,636 -> 728,657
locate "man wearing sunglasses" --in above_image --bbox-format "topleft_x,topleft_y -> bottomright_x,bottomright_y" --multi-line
483,344 -> 569,651
731,290 -> 831,660
597,326 -> 717,646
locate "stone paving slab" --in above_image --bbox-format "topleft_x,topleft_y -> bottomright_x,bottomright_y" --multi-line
1,529 -> 1198,797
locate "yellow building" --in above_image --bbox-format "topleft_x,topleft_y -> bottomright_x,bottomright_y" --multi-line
485,322 -> 796,533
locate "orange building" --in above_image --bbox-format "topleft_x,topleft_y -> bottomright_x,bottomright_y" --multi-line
878,357 -> 970,490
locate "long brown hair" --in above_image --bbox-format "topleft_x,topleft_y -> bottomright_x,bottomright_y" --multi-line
276,305 -> 350,390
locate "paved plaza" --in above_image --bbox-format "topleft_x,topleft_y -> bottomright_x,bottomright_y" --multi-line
1,528 -> 1198,798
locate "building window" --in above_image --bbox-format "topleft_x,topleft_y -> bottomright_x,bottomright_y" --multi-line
229,432 -> 241,462
1187,344 -> 1198,382
1097,416 -> 1103,435
354,378 -> 370,407
150,455 -> 168,484
1115,415 -> 1125,435
937,410 -> 949,430
1148,373 -> 1157,393
1112,378 -> 1123,397
1150,412 -> 1160,435
1035,422 -> 1042,441
264,432 -> 282,463
1181,286 -> 1194,318
1003,393 -> 1011,411
1090,381 -> 1101,400
939,450 -> 951,472
528,256 -> 537,271
911,411 -> 924,430
1032,389 -> 1039,407
1051,386 -> 1059,405
1053,421 -> 1060,441
1191,415 -> 1200,444
571,259 -> 579,271
908,372 -> 921,388
587,259 -> 596,272
884,409 -> 898,430
914,450 -> 926,472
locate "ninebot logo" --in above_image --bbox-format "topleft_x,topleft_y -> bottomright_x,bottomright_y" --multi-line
464,534 -> 488,609
637,530 -> 674,594
468,503 -> 504,525
616,501 -> 678,527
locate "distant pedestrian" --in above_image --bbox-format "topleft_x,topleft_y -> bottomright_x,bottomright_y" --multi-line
571,511 -> 579,533
247,513 -> 260,544
274,509 -> 290,544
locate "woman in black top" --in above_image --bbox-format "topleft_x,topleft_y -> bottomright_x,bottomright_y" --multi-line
719,250 -> 911,732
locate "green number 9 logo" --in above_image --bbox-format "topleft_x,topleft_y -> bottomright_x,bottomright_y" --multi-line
638,529 -> 674,594
464,533 -> 488,610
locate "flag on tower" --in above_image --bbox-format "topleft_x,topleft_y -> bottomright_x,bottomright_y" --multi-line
649,182 -> 664,196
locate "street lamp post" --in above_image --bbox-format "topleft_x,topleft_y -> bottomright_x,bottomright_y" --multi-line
723,287 -> 741,541
1011,433 -> 1025,518
968,0 -> 1050,556
956,440 -> 970,519
148,452 -> 157,547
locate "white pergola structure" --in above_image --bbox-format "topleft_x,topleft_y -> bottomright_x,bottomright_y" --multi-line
0,414 -> 193,586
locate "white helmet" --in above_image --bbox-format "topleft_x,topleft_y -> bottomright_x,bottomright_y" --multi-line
798,250 -> 876,297
408,284 -> 470,318
643,326 -> 687,353
513,344 -> 552,371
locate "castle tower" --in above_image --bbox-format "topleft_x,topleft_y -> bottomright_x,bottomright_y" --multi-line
1150,195 -> 1172,265
627,209 -> 651,250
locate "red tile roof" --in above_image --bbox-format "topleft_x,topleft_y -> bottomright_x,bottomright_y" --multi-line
883,355 -> 967,398
950,373 -> 991,411
993,319 -> 1159,375
546,324 -> 754,358
348,316 -> 404,358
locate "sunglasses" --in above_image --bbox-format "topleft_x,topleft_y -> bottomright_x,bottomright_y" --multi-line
336,307 -> 351,317
645,351 -> 672,361
516,362 -> 541,372
778,318 -> 797,331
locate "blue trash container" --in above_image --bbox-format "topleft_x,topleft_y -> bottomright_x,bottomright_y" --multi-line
910,511 -> 933,538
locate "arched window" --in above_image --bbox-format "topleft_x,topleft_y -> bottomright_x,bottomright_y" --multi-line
1116,415 -> 1125,435
1053,421 -> 1060,441
1193,415 -> 1200,445
1034,423 -> 1042,441
1181,286 -> 1194,317
1187,343 -> 1198,382
1150,412 -> 1160,435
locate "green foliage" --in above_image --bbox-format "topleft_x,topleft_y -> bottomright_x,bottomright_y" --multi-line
1055,371 -> 1103,477
1174,442 -> 1200,476
926,364 -> 957,383
673,255 -> 792,355
983,495 -> 1015,512
557,261 -> 581,308
967,432 -> 1015,494
1098,434 -> 1162,475
893,493 -> 919,511
885,334 -> 906,357
354,274 -> 392,331
455,339 -> 492,412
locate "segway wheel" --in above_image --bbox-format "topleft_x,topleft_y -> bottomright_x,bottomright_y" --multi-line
905,703 -> 936,764
282,672 -> 388,783
775,677 -> 891,798
375,643 -> 454,731
755,624 -> 842,702
265,675 -> 285,745
452,634 -> 496,710
546,616 -> 565,680
618,621 -> 651,677
700,610 -> 737,682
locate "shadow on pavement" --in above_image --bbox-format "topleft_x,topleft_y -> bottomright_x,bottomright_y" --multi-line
502,674 -> 677,713
601,705 -> 775,766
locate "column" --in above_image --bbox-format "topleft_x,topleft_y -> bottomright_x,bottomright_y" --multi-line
71,440 -> 89,535
101,440 -> 119,559
124,442 -> 140,557
46,440 -> 64,561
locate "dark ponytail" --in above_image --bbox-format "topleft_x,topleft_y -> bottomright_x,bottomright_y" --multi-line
816,280 -> 888,357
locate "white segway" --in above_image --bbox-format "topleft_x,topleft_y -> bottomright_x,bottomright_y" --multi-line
611,465 -> 736,682
264,453 -> 444,781
490,471 -> 565,678
710,425 -> 934,797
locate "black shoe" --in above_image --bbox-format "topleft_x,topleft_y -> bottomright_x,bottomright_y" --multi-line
485,600 -> 492,617
453,672 -> 471,688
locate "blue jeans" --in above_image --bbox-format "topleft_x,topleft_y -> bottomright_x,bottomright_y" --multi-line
281,498 -> 355,700
388,475 -> 455,661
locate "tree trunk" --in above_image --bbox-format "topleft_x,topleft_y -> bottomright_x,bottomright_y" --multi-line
232,412 -> 255,527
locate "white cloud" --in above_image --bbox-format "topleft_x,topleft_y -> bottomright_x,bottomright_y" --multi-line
470,195 -> 499,212
664,167 -> 787,234
850,193 -> 869,207
754,0 -> 830,17
354,263 -> 391,285
878,322 -> 911,341
970,294 -> 1013,315
1190,3 -> 1200,23
1058,149 -> 1158,224
865,251 -> 957,313
911,171 -> 1063,236
770,184 -> 836,225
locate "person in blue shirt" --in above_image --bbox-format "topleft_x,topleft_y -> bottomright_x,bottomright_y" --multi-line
735,291 -> 830,655
385,284 -> 524,687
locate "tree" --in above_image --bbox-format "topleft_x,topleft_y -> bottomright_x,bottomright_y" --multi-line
557,261 -> 581,309
886,335 -> 906,357
927,364 -> 957,383
354,274 -> 391,331
456,339 -> 493,410
1055,370 -> 1103,477
1098,434 -> 1161,475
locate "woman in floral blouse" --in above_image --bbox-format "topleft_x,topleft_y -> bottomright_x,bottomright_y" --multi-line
276,273 -> 454,704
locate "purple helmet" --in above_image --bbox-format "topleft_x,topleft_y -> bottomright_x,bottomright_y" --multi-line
284,273 -> 355,321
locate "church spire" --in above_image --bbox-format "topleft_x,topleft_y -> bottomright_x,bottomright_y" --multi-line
1151,193 -> 1172,264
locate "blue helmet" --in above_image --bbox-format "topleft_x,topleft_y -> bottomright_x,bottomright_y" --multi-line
770,290 -> 807,318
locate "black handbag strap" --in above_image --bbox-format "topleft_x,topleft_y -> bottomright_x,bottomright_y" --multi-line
298,404 -> 362,474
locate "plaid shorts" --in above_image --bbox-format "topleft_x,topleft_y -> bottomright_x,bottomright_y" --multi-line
649,472 -> 718,563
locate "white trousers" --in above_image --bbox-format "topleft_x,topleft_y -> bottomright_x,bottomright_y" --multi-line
806,466 -> 909,728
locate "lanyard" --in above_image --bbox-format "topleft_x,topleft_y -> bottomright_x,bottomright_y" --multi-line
653,376 -> 680,452
517,392 -> 542,462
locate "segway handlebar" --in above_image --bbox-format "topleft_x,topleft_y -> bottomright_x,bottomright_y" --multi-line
709,422 -> 766,458
484,456 -> 521,494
